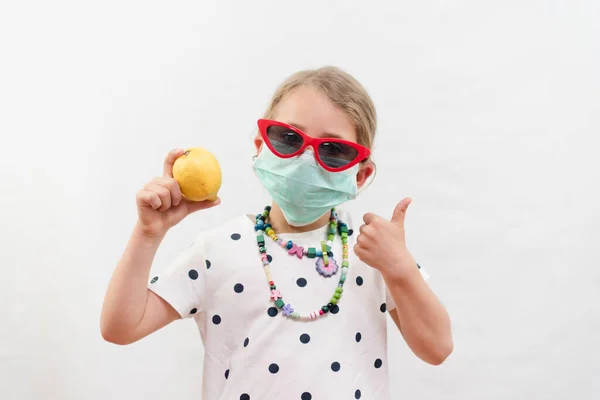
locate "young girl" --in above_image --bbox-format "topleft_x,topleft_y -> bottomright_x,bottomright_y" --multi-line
101,66 -> 453,400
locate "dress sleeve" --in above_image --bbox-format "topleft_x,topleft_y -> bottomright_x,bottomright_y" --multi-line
147,234 -> 208,319
386,263 -> 430,311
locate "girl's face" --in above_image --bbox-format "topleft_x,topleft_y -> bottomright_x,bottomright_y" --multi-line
255,85 -> 374,188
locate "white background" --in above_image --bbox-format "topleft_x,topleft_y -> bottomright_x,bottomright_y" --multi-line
1,1 -> 599,399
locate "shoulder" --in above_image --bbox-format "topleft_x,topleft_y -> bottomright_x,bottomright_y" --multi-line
192,214 -> 254,242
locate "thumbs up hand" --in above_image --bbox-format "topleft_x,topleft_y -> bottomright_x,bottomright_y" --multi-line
354,198 -> 419,280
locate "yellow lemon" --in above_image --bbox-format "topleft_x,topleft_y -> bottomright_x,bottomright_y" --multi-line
172,148 -> 222,202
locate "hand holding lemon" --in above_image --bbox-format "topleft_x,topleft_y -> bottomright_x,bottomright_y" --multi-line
135,148 -> 222,238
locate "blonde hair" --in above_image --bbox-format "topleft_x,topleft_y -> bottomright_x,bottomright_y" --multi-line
263,66 -> 377,160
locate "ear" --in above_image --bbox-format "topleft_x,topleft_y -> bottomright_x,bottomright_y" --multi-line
356,161 -> 375,189
254,134 -> 264,155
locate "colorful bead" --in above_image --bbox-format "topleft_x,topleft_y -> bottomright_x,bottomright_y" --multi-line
270,289 -> 281,300
307,248 -> 316,258
286,241 -> 293,250
288,244 -> 304,258
275,299 -> 285,308
282,303 -> 294,316
322,305 -> 329,313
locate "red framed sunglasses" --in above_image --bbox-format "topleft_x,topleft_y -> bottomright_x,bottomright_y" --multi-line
257,119 -> 370,172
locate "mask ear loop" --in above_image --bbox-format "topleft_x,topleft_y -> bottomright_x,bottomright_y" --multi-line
357,161 -> 376,194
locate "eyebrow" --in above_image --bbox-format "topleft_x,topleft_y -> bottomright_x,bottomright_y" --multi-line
288,122 -> 345,140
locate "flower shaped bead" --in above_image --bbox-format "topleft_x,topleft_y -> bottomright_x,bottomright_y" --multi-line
316,257 -> 339,277
270,289 -> 281,300
282,303 -> 294,316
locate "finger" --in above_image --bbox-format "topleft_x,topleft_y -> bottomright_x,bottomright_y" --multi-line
353,243 -> 367,260
363,212 -> 382,225
390,198 -> 412,227
185,197 -> 222,214
358,224 -> 369,237
146,183 -> 171,211
152,176 -> 183,207
163,148 -> 186,178
136,190 -> 161,210
356,233 -> 368,246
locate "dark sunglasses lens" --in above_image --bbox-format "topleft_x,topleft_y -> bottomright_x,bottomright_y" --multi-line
266,125 -> 304,155
318,142 -> 359,169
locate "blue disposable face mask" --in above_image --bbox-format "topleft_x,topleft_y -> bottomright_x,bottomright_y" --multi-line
253,145 -> 359,227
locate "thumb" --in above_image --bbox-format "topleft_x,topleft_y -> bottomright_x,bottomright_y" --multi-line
390,198 -> 411,227
186,197 -> 221,214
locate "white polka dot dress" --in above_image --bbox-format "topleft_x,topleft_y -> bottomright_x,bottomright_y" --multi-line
148,209 -> 429,400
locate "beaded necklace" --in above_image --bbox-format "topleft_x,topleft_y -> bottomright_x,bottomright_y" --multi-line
254,206 -> 350,320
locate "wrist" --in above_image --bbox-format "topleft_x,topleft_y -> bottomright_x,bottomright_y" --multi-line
381,261 -> 421,287
133,221 -> 168,242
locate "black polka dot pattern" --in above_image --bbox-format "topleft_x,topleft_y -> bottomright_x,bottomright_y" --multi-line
267,254 -> 273,263
267,307 -> 278,317
355,389 -> 362,399
374,358 -> 383,368
231,233 -> 241,240
150,276 -> 158,284
240,394 -> 250,400
348,228 -> 354,236
205,260 -> 211,269
301,393 -> 312,400
355,332 -> 362,342
212,315 -> 221,325
296,278 -> 307,287
356,276 -> 363,286
300,333 -> 310,344
268,363 -> 279,374
188,269 -> 199,280
234,283 -> 244,293
225,369 -> 229,379
331,361 -> 341,372
330,305 -> 340,314
243,338 -> 249,347
190,308 -> 197,314
380,303 -> 387,313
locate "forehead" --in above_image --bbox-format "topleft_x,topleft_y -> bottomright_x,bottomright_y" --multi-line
272,85 -> 357,142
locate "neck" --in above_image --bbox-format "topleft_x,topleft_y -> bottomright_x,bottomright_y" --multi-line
268,202 -> 330,234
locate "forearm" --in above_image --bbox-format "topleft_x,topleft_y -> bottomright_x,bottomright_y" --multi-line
384,269 -> 453,365
100,223 -> 165,340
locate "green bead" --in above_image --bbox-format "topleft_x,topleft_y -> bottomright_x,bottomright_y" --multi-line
326,244 -> 332,252
342,260 -> 349,267
270,285 -> 276,290
291,312 -> 300,318
321,241 -> 327,252
335,287 -> 343,294
340,274 -> 346,282
330,297 -> 338,305
259,246 -> 266,253
275,299 -> 285,308
340,225 -> 348,233
307,248 -> 316,258
341,232 -> 348,239
328,234 -> 334,241
256,234 -> 265,243
334,292 -> 341,299
321,305 -> 329,313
